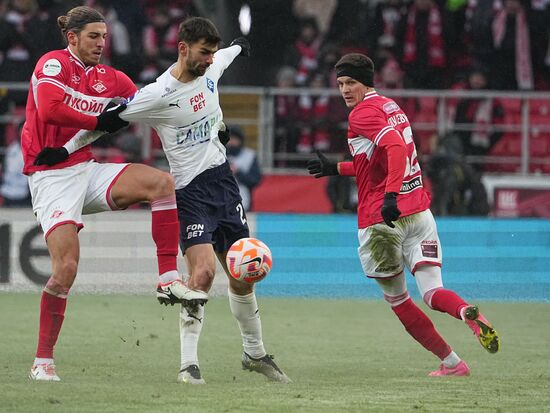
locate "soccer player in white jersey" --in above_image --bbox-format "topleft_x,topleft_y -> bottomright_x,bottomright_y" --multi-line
307,53 -> 499,376
35,17 -> 290,385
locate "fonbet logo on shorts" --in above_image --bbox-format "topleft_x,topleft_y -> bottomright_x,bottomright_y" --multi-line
43,59 -> 62,76
186,224 -> 204,239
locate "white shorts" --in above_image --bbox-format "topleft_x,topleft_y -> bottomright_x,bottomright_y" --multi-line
357,209 -> 442,279
28,160 -> 129,239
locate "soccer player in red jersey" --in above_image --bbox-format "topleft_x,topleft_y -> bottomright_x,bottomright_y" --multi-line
23,6 -> 196,381
307,53 -> 500,376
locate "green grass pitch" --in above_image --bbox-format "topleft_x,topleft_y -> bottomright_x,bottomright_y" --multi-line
1,293 -> 549,412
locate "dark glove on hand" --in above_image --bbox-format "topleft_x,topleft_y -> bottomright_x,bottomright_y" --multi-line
33,147 -> 69,166
95,104 -> 129,133
230,37 -> 250,57
380,192 -> 401,228
307,150 -> 338,178
218,127 -> 230,146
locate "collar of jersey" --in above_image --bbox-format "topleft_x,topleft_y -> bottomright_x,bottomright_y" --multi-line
66,47 -> 94,72
363,90 -> 378,100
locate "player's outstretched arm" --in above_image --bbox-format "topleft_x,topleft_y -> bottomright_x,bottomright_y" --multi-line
229,37 -> 250,57
34,103 -> 129,166
307,150 -> 339,178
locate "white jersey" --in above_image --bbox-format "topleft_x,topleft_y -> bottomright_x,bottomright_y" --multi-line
121,45 -> 241,189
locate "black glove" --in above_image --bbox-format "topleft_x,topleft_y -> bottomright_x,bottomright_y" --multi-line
230,37 -> 250,57
218,127 -> 230,146
307,150 -> 338,178
95,104 -> 128,133
380,192 -> 401,228
34,147 -> 69,166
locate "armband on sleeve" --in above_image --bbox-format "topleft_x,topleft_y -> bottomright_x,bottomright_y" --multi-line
63,129 -> 107,154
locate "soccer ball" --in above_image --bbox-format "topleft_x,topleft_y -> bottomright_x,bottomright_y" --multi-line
226,237 -> 272,283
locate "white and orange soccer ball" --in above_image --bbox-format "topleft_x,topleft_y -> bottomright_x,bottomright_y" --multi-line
226,237 -> 273,283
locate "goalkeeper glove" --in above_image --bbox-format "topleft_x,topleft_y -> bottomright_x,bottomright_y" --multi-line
306,150 -> 338,178
380,192 -> 401,228
95,104 -> 129,133
230,37 -> 250,57
34,147 -> 69,166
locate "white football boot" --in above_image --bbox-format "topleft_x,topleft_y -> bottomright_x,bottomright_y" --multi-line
29,363 -> 61,381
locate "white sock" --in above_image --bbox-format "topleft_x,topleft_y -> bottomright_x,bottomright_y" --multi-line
179,304 -> 204,369
228,290 -> 266,358
442,351 -> 461,368
159,270 -> 179,284
34,357 -> 54,365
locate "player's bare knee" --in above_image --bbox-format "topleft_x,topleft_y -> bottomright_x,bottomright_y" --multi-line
155,172 -> 175,198
229,277 -> 253,295
53,256 -> 77,277
189,266 -> 215,291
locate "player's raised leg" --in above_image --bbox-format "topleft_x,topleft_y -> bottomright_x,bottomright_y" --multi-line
416,265 -> 500,354
109,164 -> 205,305
30,224 -> 80,381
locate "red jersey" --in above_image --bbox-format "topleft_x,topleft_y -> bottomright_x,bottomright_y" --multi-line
21,48 -> 137,174
341,91 -> 431,228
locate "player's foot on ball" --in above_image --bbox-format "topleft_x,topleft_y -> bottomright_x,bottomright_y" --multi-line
156,279 -> 208,308
428,360 -> 470,377
463,305 -> 500,354
241,352 -> 291,383
29,363 -> 61,381
177,364 -> 205,384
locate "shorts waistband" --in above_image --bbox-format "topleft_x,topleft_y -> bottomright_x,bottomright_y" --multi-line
190,161 -> 230,184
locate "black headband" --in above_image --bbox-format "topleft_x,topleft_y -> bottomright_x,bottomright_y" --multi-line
66,17 -> 105,32
335,65 -> 374,87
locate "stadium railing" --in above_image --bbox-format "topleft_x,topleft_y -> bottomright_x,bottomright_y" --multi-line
1,82 -> 550,175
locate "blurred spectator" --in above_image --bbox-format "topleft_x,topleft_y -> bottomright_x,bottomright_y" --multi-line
396,0 -> 453,88
25,0 -> 62,61
326,154 -> 357,214
90,0 -> 140,79
285,17 -> 322,85
426,133 -> 490,216
139,4 -> 179,83
0,120 -> 30,207
226,126 -> 262,212
0,0 -> 38,105
489,0 -> 534,90
274,66 -> 300,161
317,42 -> 341,87
297,71 -> 331,153
368,0 -> 407,60
246,0 -> 298,86
292,0 -> 337,37
453,68 -> 505,166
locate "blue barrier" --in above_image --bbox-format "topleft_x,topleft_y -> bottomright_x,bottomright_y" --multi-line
255,214 -> 550,302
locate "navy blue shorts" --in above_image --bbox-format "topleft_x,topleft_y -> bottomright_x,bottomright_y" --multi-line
176,161 -> 250,254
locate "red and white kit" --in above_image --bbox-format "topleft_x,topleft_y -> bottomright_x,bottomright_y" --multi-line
22,47 -> 136,173
338,91 -> 440,277
21,48 -> 136,237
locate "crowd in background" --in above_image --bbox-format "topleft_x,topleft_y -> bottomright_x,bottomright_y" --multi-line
0,0 -> 549,213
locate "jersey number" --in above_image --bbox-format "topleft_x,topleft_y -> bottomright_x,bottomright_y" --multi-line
236,203 -> 247,225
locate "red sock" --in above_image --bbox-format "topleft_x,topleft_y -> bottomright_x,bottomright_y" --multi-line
36,291 -> 67,358
392,298 -> 451,360
430,288 -> 468,320
151,195 -> 179,275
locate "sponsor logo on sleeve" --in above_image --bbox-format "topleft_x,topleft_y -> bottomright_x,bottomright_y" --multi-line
383,101 -> 400,114
43,59 -> 62,76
